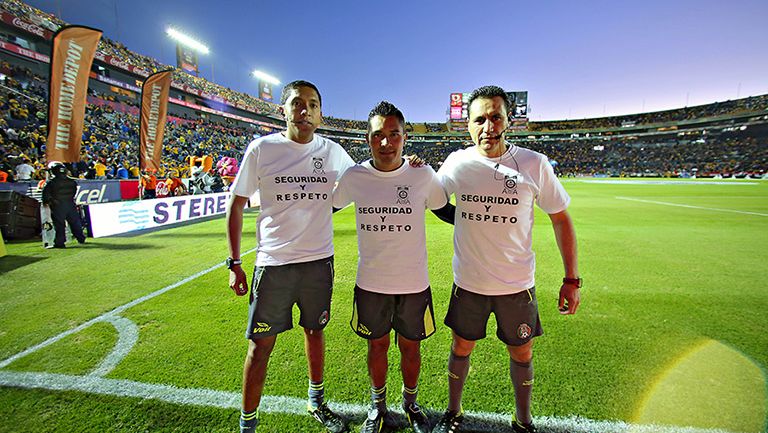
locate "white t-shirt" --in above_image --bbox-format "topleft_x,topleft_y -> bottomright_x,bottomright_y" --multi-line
437,145 -> 570,295
333,160 -> 447,294
231,132 -> 355,266
15,163 -> 34,180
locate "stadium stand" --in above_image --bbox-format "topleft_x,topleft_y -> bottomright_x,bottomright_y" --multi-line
0,0 -> 766,183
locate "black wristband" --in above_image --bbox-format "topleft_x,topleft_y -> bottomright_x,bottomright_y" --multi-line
563,277 -> 582,288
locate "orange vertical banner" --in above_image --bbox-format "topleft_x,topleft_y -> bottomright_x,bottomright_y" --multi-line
139,70 -> 173,172
46,25 -> 102,163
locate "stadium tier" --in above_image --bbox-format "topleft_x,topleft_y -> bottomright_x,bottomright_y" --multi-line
0,0 -> 766,182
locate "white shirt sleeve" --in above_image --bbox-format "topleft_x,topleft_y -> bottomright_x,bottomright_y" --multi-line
436,152 -> 457,197
426,166 -> 449,210
230,139 -> 260,198
330,141 -> 356,178
535,156 -> 570,214
332,171 -> 353,209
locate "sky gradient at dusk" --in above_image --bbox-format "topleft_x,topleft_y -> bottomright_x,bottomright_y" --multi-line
25,0 -> 768,122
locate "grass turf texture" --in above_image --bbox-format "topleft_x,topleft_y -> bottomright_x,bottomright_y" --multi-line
0,179 -> 766,433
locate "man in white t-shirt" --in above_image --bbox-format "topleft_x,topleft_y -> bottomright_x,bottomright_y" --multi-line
226,80 -> 355,433
15,158 -> 34,181
333,101 -> 447,433
432,86 -> 581,433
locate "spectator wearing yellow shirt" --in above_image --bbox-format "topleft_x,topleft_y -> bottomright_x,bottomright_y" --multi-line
94,160 -> 107,180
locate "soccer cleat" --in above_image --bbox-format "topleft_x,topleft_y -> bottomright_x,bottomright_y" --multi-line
511,419 -> 537,433
432,410 -> 463,433
308,403 -> 348,433
403,402 -> 430,433
360,407 -> 386,433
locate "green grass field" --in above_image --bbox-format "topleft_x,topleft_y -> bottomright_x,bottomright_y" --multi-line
1,179 -> 766,433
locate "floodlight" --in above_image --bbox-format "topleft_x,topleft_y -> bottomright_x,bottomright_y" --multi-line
252,70 -> 280,85
166,27 -> 209,54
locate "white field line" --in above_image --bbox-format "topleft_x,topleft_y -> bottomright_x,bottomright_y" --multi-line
580,180 -> 760,185
89,316 -> 139,377
0,370 -> 738,433
0,248 -> 258,369
0,241 -> 745,433
615,196 -> 768,217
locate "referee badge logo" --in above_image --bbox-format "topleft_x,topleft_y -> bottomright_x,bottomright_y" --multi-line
517,323 -> 532,339
396,185 -> 411,205
502,175 -> 518,195
312,157 -> 325,174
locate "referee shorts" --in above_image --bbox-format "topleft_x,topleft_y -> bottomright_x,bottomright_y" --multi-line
245,256 -> 334,340
444,284 -> 543,346
350,285 -> 436,341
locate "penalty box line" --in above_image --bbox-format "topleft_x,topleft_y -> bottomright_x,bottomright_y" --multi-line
0,370 -> 738,433
0,247 -> 258,369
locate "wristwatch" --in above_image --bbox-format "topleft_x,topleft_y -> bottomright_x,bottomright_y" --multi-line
563,277 -> 582,288
225,257 -> 242,269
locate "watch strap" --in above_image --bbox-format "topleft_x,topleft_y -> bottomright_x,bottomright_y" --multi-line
563,277 -> 582,288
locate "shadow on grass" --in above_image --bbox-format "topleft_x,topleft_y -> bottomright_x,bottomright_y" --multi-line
86,243 -> 156,250
333,229 -> 358,238
340,410 -> 520,433
147,232 -> 227,238
0,255 -> 47,274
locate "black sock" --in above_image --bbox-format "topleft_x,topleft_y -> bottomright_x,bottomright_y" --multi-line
371,384 -> 387,412
239,409 -> 259,432
308,380 -> 324,410
447,351 -> 469,413
402,384 -> 418,407
510,358 -> 534,425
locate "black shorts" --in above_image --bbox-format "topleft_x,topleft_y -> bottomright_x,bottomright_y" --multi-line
350,285 -> 436,341
245,256 -> 334,340
444,284 -> 543,346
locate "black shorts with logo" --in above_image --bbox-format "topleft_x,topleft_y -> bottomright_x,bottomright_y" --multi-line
350,285 -> 436,341
245,256 -> 334,340
444,284 -> 543,346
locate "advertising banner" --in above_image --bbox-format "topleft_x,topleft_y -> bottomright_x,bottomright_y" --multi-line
88,192 -> 232,237
139,70 -> 172,172
46,25 -> 102,163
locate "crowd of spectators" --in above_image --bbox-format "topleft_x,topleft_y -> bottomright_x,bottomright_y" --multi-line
0,65 -> 255,182
2,59 -> 766,183
1,0 -> 767,182
5,0 -> 768,137
357,133 -> 767,177
519,134 -> 766,176
528,95 -> 768,132
1,0 -> 287,118
323,116 -> 368,131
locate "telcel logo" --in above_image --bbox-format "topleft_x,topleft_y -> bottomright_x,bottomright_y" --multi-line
75,185 -> 107,204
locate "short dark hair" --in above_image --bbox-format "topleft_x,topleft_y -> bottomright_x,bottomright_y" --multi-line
280,80 -> 322,106
367,100 -> 405,132
467,85 -> 512,115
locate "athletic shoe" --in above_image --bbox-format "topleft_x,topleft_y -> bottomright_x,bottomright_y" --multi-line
360,407 -> 386,433
308,403 -> 348,433
432,410 -> 463,433
511,419 -> 537,433
403,402 -> 430,433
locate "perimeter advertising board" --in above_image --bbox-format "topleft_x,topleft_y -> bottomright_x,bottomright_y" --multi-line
88,192 -> 230,237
